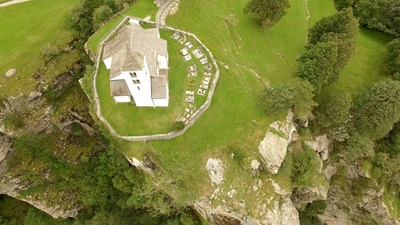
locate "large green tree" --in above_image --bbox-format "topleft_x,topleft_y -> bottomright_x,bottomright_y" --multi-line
355,0 -> 400,37
314,89 -> 352,130
352,79 -> 400,139
307,8 -> 359,46
296,41 -> 339,92
258,79 -> 317,120
384,38 -> 400,79
243,0 -> 290,27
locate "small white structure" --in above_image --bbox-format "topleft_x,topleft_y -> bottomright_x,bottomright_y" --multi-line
102,21 -> 169,107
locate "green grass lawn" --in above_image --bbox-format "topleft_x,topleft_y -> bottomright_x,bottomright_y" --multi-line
120,0 -> 313,204
334,28 -> 392,95
0,0 -> 79,99
92,0 -> 392,211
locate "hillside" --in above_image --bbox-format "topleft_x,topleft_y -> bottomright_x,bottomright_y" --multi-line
1,0 -> 399,224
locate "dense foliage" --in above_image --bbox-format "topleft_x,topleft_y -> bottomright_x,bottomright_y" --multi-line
352,79 -> 400,140
296,41 -> 339,92
297,8 -> 358,92
71,0 -> 135,43
384,38 -> 400,79
314,89 -> 352,138
354,0 -> 400,37
335,0 -> 400,37
243,0 -> 290,27
258,79 -> 317,120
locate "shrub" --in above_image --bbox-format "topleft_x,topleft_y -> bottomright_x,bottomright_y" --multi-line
172,121 -> 185,131
4,112 -> 24,131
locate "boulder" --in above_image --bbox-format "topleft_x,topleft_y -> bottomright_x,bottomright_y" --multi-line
263,198 -> 300,225
305,134 -> 331,161
5,69 -> 16,78
194,198 -> 260,225
258,111 -> 296,174
206,158 -> 224,185
324,165 -> 337,180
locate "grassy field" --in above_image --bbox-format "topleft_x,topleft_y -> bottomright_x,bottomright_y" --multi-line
119,0 -> 315,204
89,0 -> 393,212
0,0 -> 79,98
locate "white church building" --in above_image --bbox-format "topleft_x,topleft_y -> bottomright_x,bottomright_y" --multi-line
102,19 -> 169,107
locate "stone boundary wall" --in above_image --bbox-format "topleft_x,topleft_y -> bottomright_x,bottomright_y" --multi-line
90,16 -> 220,141
155,0 -> 179,27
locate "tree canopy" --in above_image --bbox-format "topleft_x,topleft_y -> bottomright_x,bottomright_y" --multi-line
243,0 -> 290,27
384,38 -> 400,79
354,0 -> 400,37
258,79 -> 317,120
352,79 -> 400,139
296,41 -> 339,92
314,89 -> 352,130
307,8 -> 359,46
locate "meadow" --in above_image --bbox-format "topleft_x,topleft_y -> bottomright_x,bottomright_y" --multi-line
89,0 -> 392,207
0,0 -> 79,99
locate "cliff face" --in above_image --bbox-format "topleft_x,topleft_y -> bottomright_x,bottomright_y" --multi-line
188,112 -> 300,225
0,92 -> 83,218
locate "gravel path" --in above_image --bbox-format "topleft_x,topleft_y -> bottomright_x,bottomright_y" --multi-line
0,0 -> 29,8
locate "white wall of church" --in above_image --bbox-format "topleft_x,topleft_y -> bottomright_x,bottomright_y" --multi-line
104,57 -> 112,69
153,98 -> 168,107
114,96 -> 131,102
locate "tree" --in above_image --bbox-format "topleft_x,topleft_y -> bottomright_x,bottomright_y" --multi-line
307,8 -> 359,46
243,0 -> 290,27
40,43 -> 60,62
337,133 -> 374,162
319,32 -> 356,73
352,79 -> 400,139
258,79 -> 317,120
355,0 -> 400,37
314,89 -> 352,130
384,38 -> 400,79
296,41 -> 339,92
334,0 -> 354,10
92,5 -> 113,29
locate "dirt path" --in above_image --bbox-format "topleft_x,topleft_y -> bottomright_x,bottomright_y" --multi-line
0,0 -> 29,8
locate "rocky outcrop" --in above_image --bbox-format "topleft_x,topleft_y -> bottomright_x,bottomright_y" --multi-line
263,198 -> 299,225
258,111 -> 296,174
304,134 -> 331,161
0,135 -> 11,162
0,176 -> 78,218
291,184 -> 329,209
320,173 -> 400,225
194,198 -> 260,225
206,158 -> 224,185
0,92 -> 82,219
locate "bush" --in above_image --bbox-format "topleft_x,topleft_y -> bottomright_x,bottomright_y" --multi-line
40,43 -> 60,62
172,121 -> 185,131
223,144 -> 245,164
4,112 -> 24,131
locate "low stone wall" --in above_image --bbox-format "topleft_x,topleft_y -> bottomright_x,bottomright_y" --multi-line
90,16 -> 220,141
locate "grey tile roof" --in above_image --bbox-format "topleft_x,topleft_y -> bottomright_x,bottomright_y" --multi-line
110,80 -> 130,97
151,76 -> 167,99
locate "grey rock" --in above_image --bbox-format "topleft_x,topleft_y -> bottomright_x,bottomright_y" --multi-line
258,111 -> 296,174
5,69 -> 16,78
